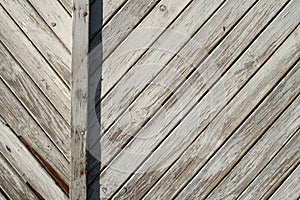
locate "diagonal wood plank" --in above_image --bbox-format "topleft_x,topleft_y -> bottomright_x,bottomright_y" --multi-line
0,7 -> 71,123
174,63 -> 300,200
1,0 -> 71,87
91,0 -> 160,60
237,133 -> 300,199
99,0 -> 197,99
0,191 -> 6,200
27,0 -> 72,50
99,0 -> 259,168
0,79 -> 70,193
57,0 -> 73,15
110,15 -> 300,199
0,121 -> 68,200
206,120 -> 299,200
99,0 -> 293,196
0,154 -> 39,200
269,164 -> 300,200
0,44 -> 71,160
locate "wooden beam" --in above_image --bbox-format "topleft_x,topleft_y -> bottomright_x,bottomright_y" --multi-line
71,0 -> 89,199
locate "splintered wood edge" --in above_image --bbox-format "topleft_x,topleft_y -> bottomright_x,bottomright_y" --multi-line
71,0 -> 89,199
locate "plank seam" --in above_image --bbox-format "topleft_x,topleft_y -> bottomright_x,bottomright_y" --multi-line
0,42 -> 71,161
109,1 -> 296,197
0,114 -> 69,196
0,4 -> 71,90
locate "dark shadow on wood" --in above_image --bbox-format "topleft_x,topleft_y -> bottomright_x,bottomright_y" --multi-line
87,0 -> 103,199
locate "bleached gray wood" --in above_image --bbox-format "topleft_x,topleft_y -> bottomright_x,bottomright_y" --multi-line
93,0 -> 160,61
109,10 -> 300,199
269,165 -> 300,200
100,0 -> 291,194
1,0 -> 71,86
57,0 -> 73,14
100,0 -> 258,167
0,192 -> 6,200
71,0 -> 89,199
0,43 -> 71,160
0,154 -> 39,200
103,0 -> 126,24
27,0 -> 72,50
237,135 -> 300,199
0,121 -> 68,200
174,63 -> 300,200
0,79 -> 70,192
0,7 -> 71,123
207,121 -> 299,200
99,0 -> 197,99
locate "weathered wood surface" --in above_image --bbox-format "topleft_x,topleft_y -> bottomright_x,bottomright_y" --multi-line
0,7 -> 71,123
174,62 -> 300,200
205,96 -> 300,199
240,131 -> 299,200
1,0 -> 71,86
0,78 -> 70,192
98,0 -> 298,198
269,164 -> 300,200
99,0 -> 227,134
0,120 -> 68,200
71,0 -> 89,199
0,154 -> 39,200
27,0 -> 72,50
0,43 -> 71,159
0,192 -> 6,200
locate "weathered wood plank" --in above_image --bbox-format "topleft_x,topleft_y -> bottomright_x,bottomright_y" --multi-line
0,7 -> 71,123
1,0 -> 71,86
0,79 -> 70,193
57,0 -> 73,15
0,154 -> 39,200
71,0 -> 89,199
99,0 -> 291,190
174,63 -> 300,200
109,12 -> 300,199
103,0 -> 126,25
269,164 -> 300,200
99,0 -> 197,98
237,136 -> 300,199
207,122 -> 299,200
0,44 -> 70,159
27,0 -> 72,50
0,121 -> 68,200
0,191 -> 6,200
91,0 -> 160,60
99,0 -> 258,165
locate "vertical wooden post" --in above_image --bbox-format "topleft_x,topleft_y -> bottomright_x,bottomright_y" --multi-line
71,0 -> 89,199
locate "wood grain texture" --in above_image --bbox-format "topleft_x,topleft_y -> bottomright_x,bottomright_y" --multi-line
0,43 -> 71,159
237,134 -> 300,199
98,0 -> 228,136
110,9 -> 300,199
100,0 -> 257,169
57,0 -> 73,15
99,0 -> 196,98
207,118 -> 299,200
0,79 -> 70,193
27,0 -> 72,50
175,63 -> 300,200
0,7 -> 71,123
0,121 -> 68,200
103,0 -> 126,24
99,0 -> 293,197
1,0 -> 71,87
0,192 -> 6,200
269,164 -> 300,200
0,154 -> 39,200
71,0 -> 89,199
91,0 -> 160,60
